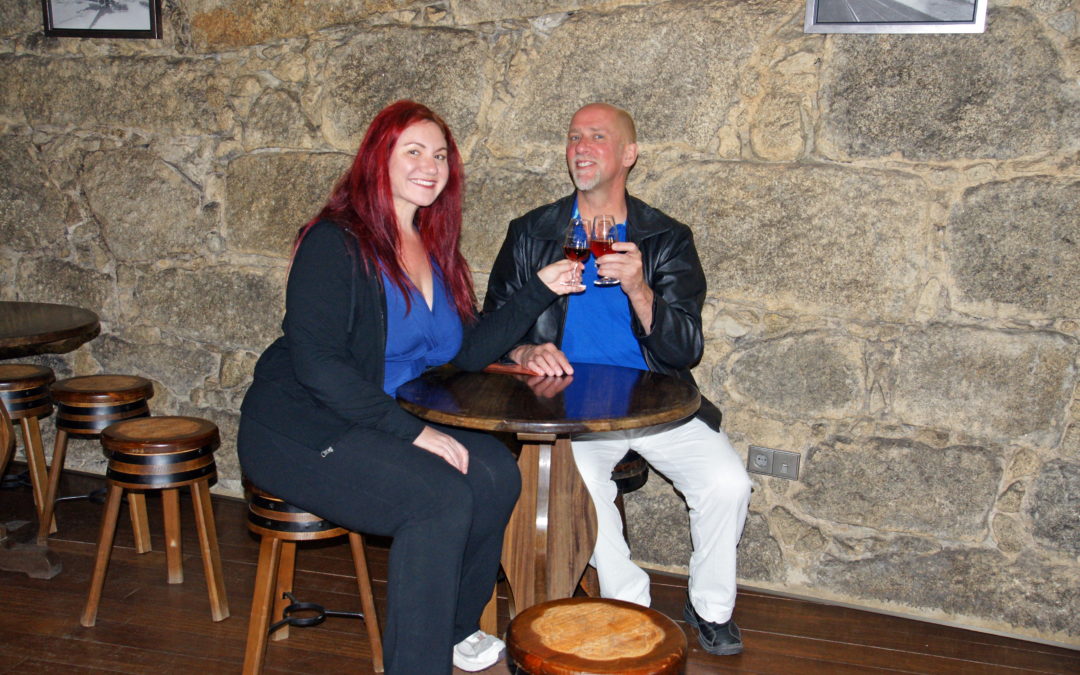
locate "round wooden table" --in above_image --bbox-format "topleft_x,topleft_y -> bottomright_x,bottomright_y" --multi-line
0,301 -> 101,578
397,363 -> 700,629
0,301 -> 101,359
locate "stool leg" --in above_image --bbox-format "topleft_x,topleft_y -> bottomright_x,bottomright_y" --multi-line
127,492 -> 152,554
37,429 -> 68,544
190,480 -> 229,621
0,402 -> 13,474
242,535 -> 282,675
20,417 -> 56,534
82,483 -> 123,627
348,533 -> 384,673
270,542 -> 297,642
481,587 -> 498,635
162,488 -> 183,584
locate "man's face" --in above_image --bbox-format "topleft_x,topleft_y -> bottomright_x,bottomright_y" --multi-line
565,105 -> 635,193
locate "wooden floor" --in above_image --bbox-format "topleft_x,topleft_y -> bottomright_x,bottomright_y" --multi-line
2,466 -> 1077,674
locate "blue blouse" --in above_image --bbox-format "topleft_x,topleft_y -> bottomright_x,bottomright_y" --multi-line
382,267 -> 463,395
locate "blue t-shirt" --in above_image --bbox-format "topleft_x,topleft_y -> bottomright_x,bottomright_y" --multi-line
382,266 -> 463,395
562,204 -> 648,371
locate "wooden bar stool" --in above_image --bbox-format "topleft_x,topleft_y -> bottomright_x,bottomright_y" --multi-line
0,364 -> 56,532
243,484 -> 383,674
41,374 -> 154,545
81,416 -> 229,627
507,597 -> 686,675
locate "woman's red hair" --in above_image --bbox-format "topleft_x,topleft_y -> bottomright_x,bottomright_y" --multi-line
295,100 -> 475,320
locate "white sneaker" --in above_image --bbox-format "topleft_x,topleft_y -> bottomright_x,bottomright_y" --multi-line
452,630 -> 505,672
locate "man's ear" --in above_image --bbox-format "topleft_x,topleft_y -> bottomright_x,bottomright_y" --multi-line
622,142 -> 639,168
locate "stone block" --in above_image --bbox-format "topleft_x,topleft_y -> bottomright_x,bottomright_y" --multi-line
0,0 -> 40,38
488,0 -> 789,153
736,512 -> 784,583
729,331 -> 864,418
130,265 -> 285,349
947,177 -> 1080,318
1,57 -> 225,135
447,0 -> 609,25
796,436 -> 1000,541
314,26 -> 489,150
16,258 -> 112,314
462,164 -> 571,271
624,473 -> 691,569
187,0 -> 410,51
820,8 -> 1080,161
0,135 -> 72,254
90,334 -> 217,397
241,89 -> 315,151
892,326 -> 1076,444
1028,459 -> 1080,557
640,162 -> 926,321
82,148 -> 210,262
226,152 -> 351,257
815,548 -> 1079,639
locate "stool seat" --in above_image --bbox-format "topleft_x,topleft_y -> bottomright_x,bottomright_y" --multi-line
0,364 -> 56,538
242,484 -> 383,674
39,374 -> 154,545
82,416 -> 228,628
0,364 -> 55,419
507,598 -> 686,675
51,374 -> 154,438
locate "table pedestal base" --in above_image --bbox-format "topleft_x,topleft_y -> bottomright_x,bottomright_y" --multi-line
0,520 -> 61,579
501,434 -> 596,619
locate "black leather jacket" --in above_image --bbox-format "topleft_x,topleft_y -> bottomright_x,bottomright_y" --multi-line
484,192 -> 722,430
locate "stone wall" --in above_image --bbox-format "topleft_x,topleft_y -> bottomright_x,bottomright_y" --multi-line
2,0 -> 1078,647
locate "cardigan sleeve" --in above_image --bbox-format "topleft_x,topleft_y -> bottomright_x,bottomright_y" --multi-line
283,222 -> 425,442
453,272 -> 557,371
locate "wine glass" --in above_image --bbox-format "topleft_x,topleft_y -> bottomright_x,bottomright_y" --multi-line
562,217 -> 590,286
589,215 -> 620,286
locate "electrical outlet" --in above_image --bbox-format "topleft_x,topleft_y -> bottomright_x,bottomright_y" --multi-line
747,445 -> 800,480
772,449 -> 801,480
747,445 -> 773,476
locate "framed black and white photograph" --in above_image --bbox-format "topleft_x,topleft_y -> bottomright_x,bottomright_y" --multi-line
42,0 -> 162,39
804,0 -> 987,34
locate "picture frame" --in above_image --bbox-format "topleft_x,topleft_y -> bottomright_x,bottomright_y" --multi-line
804,0 -> 987,34
42,0 -> 162,39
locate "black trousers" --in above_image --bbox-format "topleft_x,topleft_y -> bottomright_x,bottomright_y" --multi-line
239,416 -> 520,675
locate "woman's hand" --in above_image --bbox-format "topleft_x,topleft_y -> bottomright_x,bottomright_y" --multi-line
413,426 -> 469,473
510,342 -> 573,376
537,259 -> 584,294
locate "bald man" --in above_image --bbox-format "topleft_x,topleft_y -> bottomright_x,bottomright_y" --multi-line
484,103 -> 751,656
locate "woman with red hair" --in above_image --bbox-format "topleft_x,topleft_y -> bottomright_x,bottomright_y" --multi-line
239,100 -> 581,673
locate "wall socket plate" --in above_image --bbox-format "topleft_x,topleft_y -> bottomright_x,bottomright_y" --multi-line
747,445 -> 800,480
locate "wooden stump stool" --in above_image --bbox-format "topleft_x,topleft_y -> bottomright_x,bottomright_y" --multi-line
81,416 -> 229,627
243,484 -> 383,674
507,598 -> 687,675
41,374 -> 154,545
0,364 -> 56,532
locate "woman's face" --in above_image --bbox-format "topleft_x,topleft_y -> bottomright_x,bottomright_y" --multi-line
389,120 -> 450,221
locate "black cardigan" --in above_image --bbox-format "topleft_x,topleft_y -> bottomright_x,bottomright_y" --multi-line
240,220 -> 559,453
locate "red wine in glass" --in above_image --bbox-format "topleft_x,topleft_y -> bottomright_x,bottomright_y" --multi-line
590,215 -> 620,286
589,239 -> 614,258
564,245 -> 591,263
562,217 -> 589,286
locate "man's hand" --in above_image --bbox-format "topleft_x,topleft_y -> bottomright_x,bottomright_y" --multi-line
597,241 -> 655,333
523,373 -> 574,398
413,426 -> 469,473
510,343 -> 573,376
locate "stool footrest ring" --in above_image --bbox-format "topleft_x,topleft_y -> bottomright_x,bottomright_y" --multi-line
268,591 -> 365,635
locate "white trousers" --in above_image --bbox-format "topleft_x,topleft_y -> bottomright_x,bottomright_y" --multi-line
571,417 -> 751,624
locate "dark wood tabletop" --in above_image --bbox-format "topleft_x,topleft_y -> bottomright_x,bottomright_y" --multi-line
0,301 -> 100,359
396,362 -> 700,435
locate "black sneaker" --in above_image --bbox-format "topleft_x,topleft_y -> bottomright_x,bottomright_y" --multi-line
683,598 -> 743,655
